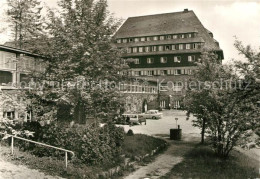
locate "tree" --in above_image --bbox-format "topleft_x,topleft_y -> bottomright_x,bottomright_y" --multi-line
6,0 -> 43,48
26,0 -> 127,123
184,47 -> 259,158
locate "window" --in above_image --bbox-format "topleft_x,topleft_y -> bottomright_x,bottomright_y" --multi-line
141,37 -> 146,41
147,70 -> 153,76
134,71 -> 140,76
193,43 -> 196,49
134,38 -> 139,42
153,36 -> 158,41
158,46 -> 163,51
127,48 -> 131,53
160,36 -> 165,40
160,70 -> 166,76
188,55 -> 195,62
152,46 -> 157,52
186,44 -> 191,49
134,58 -> 140,64
173,35 -> 178,39
139,47 -> 143,53
188,33 -> 192,38
179,44 -> 183,50
145,46 -> 150,52
174,69 -> 181,75
166,35 -> 171,39
174,56 -> 181,63
181,34 -> 185,38
129,38 -> 134,42
133,47 -> 137,53
165,45 -> 170,50
160,57 -> 167,63
172,45 -> 176,50
122,39 -> 127,43
147,37 -> 151,41
147,58 -> 154,64
117,39 -> 121,43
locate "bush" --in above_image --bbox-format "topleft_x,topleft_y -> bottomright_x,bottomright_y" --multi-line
15,122 -> 125,166
127,129 -> 134,136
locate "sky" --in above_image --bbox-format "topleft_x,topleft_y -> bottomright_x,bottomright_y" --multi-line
0,0 -> 260,63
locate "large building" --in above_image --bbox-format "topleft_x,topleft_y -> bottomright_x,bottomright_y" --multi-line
0,45 -> 45,121
114,9 -> 224,112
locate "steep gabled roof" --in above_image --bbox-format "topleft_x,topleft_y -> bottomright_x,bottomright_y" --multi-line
114,9 -> 222,51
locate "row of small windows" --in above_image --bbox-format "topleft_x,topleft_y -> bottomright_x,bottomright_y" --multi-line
132,55 -> 196,64
117,33 -> 196,43
129,69 -> 194,76
127,43 -> 202,53
119,84 -> 157,94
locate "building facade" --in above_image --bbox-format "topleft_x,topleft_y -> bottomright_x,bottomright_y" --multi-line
114,9 -> 224,111
0,45 -> 45,121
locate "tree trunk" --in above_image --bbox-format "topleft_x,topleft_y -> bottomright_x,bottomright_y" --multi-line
201,118 -> 206,144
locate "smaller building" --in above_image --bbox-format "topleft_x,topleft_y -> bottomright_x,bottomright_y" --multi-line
0,45 -> 45,121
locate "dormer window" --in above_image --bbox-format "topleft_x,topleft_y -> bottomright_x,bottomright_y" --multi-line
141,37 -> 146,41
166,35 -> 171,39
122,39 -> 127,43
160,57 -> 167,63
181,34 -> 185,39
179,44 -> 183,50
134,38 -> 139,42
127,48 -> 131,53
153,36 -> 158,41
188,33 -> 192,38
174,56 -> 181,63
133,47 -> 137,53
152,46 -> 157,51
159,46 -> 163,51
129,38 -> 134,42
117,39 -> 121,43
160,36 -> 165,40
147,37 -> 151,41
172,45 -> 176,50
173,35 -> 178,39
139,47 -> 143,52
147,58 -> 154,64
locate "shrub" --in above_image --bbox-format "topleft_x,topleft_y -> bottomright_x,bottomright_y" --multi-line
127,129 -> 134,136
15,121 -> 125,166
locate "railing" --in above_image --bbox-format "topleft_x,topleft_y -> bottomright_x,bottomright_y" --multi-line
0,132 -> 75,168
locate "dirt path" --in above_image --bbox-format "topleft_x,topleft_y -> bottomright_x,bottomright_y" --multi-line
124,134 -> 200,179
0,158 -> 63,179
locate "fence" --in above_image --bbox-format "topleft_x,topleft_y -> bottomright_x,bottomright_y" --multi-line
0,132 -> 75,168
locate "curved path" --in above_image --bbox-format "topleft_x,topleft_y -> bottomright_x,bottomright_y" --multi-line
124,134 -> 200,179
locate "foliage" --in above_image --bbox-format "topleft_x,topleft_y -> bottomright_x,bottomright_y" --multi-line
126,129 -> 134,136
184,46 -> 260,158
7,0 -> 44,48
13,122 -> 125,166
19,0 -> 128,123
162,144 -> 259,179
122,134 -> 167,159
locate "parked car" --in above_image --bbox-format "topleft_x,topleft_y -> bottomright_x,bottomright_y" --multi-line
122,113 -> 146,125
138,110 -> 162,119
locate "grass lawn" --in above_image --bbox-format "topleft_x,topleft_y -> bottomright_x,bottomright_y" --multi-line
122,134 -> 167,159
161,144 -> 259,179
0,134 -> 167,179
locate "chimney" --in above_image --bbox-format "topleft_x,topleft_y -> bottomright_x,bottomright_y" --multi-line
184,8 -> 189,13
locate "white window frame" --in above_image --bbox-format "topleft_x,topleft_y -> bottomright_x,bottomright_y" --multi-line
145,46 -> 150,52
153,36 -> 158,41
186,44 -> 191,49
134,38 -> 139,42
117,39 -> 121,43
172,45 -> 176,50
141,37 -> 146,41
160,57 -> 167,63
179,44 -> 183,50
165,45 -> 170,50
122,39 -> 127,43
158,46 -> 163,51
173,35 -> 178,39
174,56 -> 181,63
160,36 -> 165,40
134,58 -> 140,64
152,46 -> 157,52
139,47 -> 143,53
147,58 -> 154,64
133,47 -> 137,53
